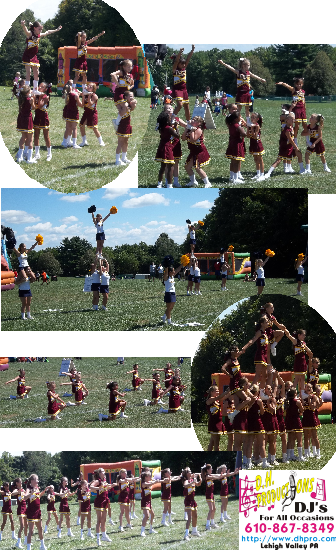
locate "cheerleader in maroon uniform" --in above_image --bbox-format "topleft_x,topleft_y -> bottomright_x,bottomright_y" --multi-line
12,478 -> 27,548
275,372 -> 288,464
90,468 -> 113,545
205,385 -> 229,451
46,381 -> 66,420
218,58 -> 266,117
79,82 -> 105,147
99,381 -> 128,421
116,469 -> 141,532
0,482 -> 17,542
155,363 -> 175,388
182,116 -> 212,187
248,112 -> 265,180
260,303 -> 286,361
24,474 -> 49,550
228,378 -> 254,452
144,372 -> 165,406
16,86 -> 35,164
155,111 -> 179,188
129,478 -> 137,520
115,90 -> 137,166
302,114 -> 331,173
55,477 -> 76,538
285,388 -> 304,461
33,82 -> 51,161
223,397 -> 234,451
60,365 -> 77,397
73,30 -> 105,87
62,85 -> 84,148
160,468 -> 180,526
241,316 -> 270,388
20,20 -> 62,91
140,471 -> 158,537
182,468 -> 202,540
79,480 -> 94,540
171,45 -> 195,121
216,465 -> 238,522
262,385 -> 279,466
163,103 -> 191,187
201,464 -> 225,531
245,384 -> 269,469
264,113 -> 305,178
6,368 -> 32,399
126,363 -> 145,392
44,486 -> 58,534
71,473 -> 84,525
313,385 -> 322,459
221,345 -> 246,408
160,376 -> 185,413
62,372 -> 89,406
277,77 -> 307,142
284,328 -> 313,392
111,59 -> 134,133
302,383 -> 320,458
225,111 -> 247,183
308,357 -> 320,391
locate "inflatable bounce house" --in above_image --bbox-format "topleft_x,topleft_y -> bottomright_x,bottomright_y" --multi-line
194,251 -> 251,280
1,225 -> 16,292
211,371 -> 332,424
80,460 -> 161,501
0,358 -> 9,372
57,46 -> 151,97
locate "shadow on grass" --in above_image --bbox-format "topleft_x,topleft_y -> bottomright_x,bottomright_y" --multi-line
64,161 -> 123,170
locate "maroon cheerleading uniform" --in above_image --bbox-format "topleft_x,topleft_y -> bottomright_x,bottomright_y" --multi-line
152,380 -> 162,401
65,93 -> 79,122
80,96 -> 98,129
236,71 -> 251,105
308,368 -> 319,391
207,400 -> 226,435
292,89 -> 306,122
220,478 -> 229,497
75,381 -> 84,404
80,491 -> 91,514
132,371 -> 141,389
109,391 -> 121,417
278,126 -> 295,160
59,491 -> 70,514
265,314 -> 276,344
17,490 -> 27,517
232,397 -> 248,433
94,479 -> 109,510
314,397 -> 322,428
141,486 -> 152,510
118,479 -> 130,505
226,123 -> 245,161
171,117 -> 182,159
172,69 -> 189,103
306,125 -> 325,156
276,397 -> 286,434
184,480 -> 197,510
116,111 -> 132,137
17,97 -> 33,133
62,102 -> 68,121
114,75 -> 132,105
1,492 -> 13,515
73,42 -> 88,75
254,331 -> 269,368
17,375 -> 27,397
129,484 -> 135,503
246,400 -> 265,433
227,361 -> 242,393
155,126 -> 175,164
47,390 -> 61,418
249,127 -> 264,156
205,479 -> 214,502
164,368 -> 174,388
186,132 -> 210,168
302,397 -> 318,429
33,95 -> 50,129
169,386 -> 182,412
47,493 -> 56,512
224,413 -> 233,433
77,485 -> 83,503
26,489 -> 42,522
262,402 -> 279,434
293,341 -> 307,374
285,398 -> 303,432
22,35 -> 40,67
71,375 -> 77,395
161,479 -> 172,502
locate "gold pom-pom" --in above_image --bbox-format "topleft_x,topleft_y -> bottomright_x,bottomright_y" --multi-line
36,234 -> 44,245
298,253 -> 305,260
198,220 -> 204,227
110,206 -> 118,214
180,254 -> 190,267
228,245 -> 234,252
265,249 -> 275,257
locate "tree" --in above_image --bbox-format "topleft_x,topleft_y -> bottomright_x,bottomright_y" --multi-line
153,233 -> 182,266
37,251 -> 62,275
112,250 -> 139,275
58,237 -> 93,276
0,9 -> 35,85
303,51 -> 336,95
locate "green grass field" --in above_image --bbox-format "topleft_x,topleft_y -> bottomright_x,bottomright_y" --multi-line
0,357 -> 191,428
1,277 -> 307,332
139,98 -> 336,192
192,423 -> 334,470
0,88 -> 150,193
0,495 -> 238,549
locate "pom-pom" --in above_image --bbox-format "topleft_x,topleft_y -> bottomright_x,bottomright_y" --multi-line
198,220 -> 204,227
298,253 -> 305,260
35,234 -> 43,245
220,247 -> 226,253
110,206 -> 118,214
88,205 -> 96,213
162,255 -> 174,268
6,237 -> 16,250
186,219 -> 191,225
180,254 -> 190,267
228,245 -> 234,252
265,249 -> 275,257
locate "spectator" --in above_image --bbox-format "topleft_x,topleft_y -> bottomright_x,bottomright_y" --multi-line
149,261 -> 156,281
249,89 -> 254,112
204,86 -> 213,112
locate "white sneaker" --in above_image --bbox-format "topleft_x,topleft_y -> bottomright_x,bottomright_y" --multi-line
219,518 -> 226,523
101,534 -> 111,542
99,141 -> 106,147
261,461 -> 273,468
224,514 -> 231,520
97,538 -> 101,546
72,144 -> 81,149
149,529 -> 157,534
184,535 -> 190,541
108,518 -> 115,525
133,514 -> 139,519
80,534 -> 84,541
192,531 -> 201,537
205,525 -> 211,531
144,399 -> 150,406
140,532 -> 146,537
271,460 -> 279,466
115,160 -> 126,166
305,169 -> 312,175
324,166 -> 331,173
186,181 -> 196,187
34,153 -> 41,160
204,182 -> 212,188
87,532 -> 94,538
157,182 -> 163,188
16,541 -> 23,549
120,414 -> 128,418
125,524 -> 133,529
122,158 -> 131,163
112,119 -> 118,131
161,315 -> 167,323
211,523 -> 219,529
79,141 -> 88,147
299,167 -> 306,174
46,154 -> 52,162
161,522 -> 169,527
25,158 -> 37,164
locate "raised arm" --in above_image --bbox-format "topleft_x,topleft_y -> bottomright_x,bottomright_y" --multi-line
218,60 -> 239,75
27,241 -> 38,253
241,331 -> 261,353
185,45 -> 195,68
249,71 -> 266,83
20,20 -> 31,38
172,48 -> 184,72
102,212 -> 111,223
5,376 -> 19,384
86,31 -> 105,45
40,26 -> 62,38
283,329 -> 297,345
276,82 -> 294,93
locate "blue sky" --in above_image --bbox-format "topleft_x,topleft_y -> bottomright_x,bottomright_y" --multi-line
1,188 -> 219,249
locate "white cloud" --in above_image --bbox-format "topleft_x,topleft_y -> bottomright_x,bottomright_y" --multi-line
61,216 -> 78,223
146,221 -> 159,226
24,222 -> 53,232
1,210 -> 41,224
174,200 -> 180,204
102,189 -> 130,200
122,194 -> 170,209
60,195 -> 90,202
191,200 -> 214,209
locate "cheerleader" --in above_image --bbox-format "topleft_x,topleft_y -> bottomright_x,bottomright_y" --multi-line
44,486 -> 58,534
63,85 -> 84,148
79,83 -> 105,147
155,111 -> 179,188
182,117 -> 212,187
248,112 -> 265,180
11,72 -> 21,99
225,111 -> 247,183
264,113 -> 305,178
71,473 -> 84,525
308,357 -> 320,390
221,259 -> 230,291
228,378 -> 254,452
116,469 -> 140,532
285,388 -> 305,461
143,372 -> 165,406
126,363 -> 145,391
186,258 -> 194,295
110,59 -> 134,127
14,241 -> 39,284
201,464 -> 225,530
15,272 -> 35,321
91,210 -> 112,258
33,82 -> 51,161
302,113 -> 330,173
159,376 -> 185,413
60,365 -> 77,397
24,474 -> 49,550
260,302 -> 285,359
139,471 -> 157,537
55,477 -> 76,538
46,381 -> 66,420
100,260 -> 110,310
12,478 -> 27,548
0,482 -> 17,542
254,257 -> 271,295
182,468 -> 202,540
295,254 -> 307,296
5,368 -> 32,398
90,468 -> 113,545
79,480 -> 94,540
187,222 -> 200,256
155,363 -> 175,388
275,372 -> 288,464
73,30 -> 105,86
223,397 -> 234,451
171,45 -> 195,121
244,385 -> 265,468
262,385 -> 279,466
98,381 -> 128,421
221,345 -> 247,409
129,477 -> 138,520
20,20 -> 62,91
115,90 -> 137,166
160,469 -> 180,526
277,78 -> 307,142
216,465 -> 238,522
162,264 -> 183,324
313,385 -> 322,459
284,328 -> 313,392
302,383 -> 320,458
61,372 -> 89,406
205,385 -> 229,451
163,103 -> 191,187
241,316 -> 270,387
16,86 -> 35,164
